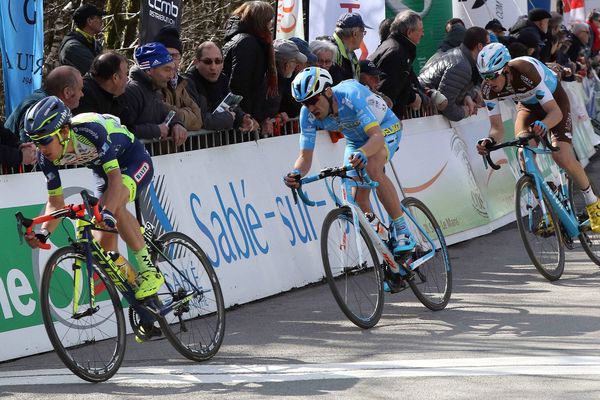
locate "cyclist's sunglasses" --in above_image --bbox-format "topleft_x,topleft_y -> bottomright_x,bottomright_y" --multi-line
481,70 -> 503,81
301,95 -> 321,107
31,130 -> 60,145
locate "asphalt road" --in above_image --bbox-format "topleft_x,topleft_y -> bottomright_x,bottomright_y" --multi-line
2,159 -> 600,400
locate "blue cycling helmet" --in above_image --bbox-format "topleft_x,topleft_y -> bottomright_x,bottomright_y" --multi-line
23,96 -> 72,143
291,67 -> 333,102
477,42 -> 511,75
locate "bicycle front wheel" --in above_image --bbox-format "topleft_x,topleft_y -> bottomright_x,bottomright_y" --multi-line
321,206 -> 384,329
154,231 -> 225,361
40,246 -> 126,383
566,176 -> 600,265
402,197 -> 452,310
515,175 -> 565,281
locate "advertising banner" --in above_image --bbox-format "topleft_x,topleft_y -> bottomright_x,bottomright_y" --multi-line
452,0 -> 527,35
139,0 -> 182,45
0,0 -> 44,116
276,0 -> 305,40
308,0 -> 385,60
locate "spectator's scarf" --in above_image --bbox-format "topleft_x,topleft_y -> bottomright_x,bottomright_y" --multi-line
588,20 -> 600,52
253,30 -> 278,98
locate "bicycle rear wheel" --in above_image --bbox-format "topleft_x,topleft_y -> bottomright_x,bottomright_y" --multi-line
401,197 -> 452,310
153,231 -> 225,361
40,246 -> 126,382
566,176 -> 600,265
515,175 -> 565,281
321,206 -> 384,329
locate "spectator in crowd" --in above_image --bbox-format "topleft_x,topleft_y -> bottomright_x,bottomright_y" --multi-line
121,42 -> 188,146
185,41 -> 258,132
587,11 -> 600,57
358,60 -> 393,107
567,23 -> 591,62
445,18 -> 465,33
330,13 -> 369,83
418,27 -> 490,121
289,37 -> 317,69
309,40 -> 340,75
485,19 -> 506,41
59,4 -> 105,75
370,10 -> 424,117
72,52 -> 128,117
0,125 -> 36,169
515,30 -> 543,56
378,18 -> 393,43
267,39 -> 307,120
222,0 -> 277,136
154,25 -> 203,131
510,8 -> 552,61
422,17 -> 466,68
5,66 -> 83,142
506,41 -> 529,58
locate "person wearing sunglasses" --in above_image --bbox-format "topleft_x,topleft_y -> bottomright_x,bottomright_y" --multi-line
283,67 -> 415,255
476,42 -> 600,232
22,96 -> 166,300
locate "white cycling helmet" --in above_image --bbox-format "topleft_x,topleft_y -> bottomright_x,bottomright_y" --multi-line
477,42 -> 511,76
291,67 -> 333,103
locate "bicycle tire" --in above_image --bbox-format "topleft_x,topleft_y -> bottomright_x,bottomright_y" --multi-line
321,206 -> 384,329
401,197 -> 452,311
515,175 -> 565,281
40,246 -> 126,382
566,176 -> 600,266
153,231 -> 226,361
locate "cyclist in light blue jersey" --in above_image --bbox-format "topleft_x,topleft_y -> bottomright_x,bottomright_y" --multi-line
283,67 -> 415,254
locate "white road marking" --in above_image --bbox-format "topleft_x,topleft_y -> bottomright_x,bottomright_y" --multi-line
2,356 -> 600,386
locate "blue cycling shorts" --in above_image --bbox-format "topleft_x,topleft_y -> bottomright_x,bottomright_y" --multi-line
344,130 -> 401,176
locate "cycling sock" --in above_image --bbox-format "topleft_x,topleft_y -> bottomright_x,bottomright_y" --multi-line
133,246 -> 155,273
581,185 -> 598,206
392,215 -> 411,237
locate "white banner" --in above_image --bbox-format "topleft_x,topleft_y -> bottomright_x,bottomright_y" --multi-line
276,0 -> 305,40
308,0 -> 385,60
452,0 -> 527,32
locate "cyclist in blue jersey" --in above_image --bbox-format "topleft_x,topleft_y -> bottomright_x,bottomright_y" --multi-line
475,43 -> 600,232
22,96 -> 165,299
283,67 -> 415,254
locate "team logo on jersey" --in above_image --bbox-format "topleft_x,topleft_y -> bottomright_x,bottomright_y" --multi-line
535,89 -> 545,100
134,162 -> 150,183
520,75 -> 533,87
485,101 -> 496,111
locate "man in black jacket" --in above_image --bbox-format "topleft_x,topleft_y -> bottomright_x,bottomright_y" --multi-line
0,125 -> 36,170
73,52 -> 129,117
59,4 -> 105,75
510,8 -> 552,62
121,42 -> 188,146
185,41 -> 257,132
370,10 -> 424,117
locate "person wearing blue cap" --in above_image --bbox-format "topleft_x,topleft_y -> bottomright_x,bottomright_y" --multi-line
121,42 -> 188,146
329,13 -> 371,83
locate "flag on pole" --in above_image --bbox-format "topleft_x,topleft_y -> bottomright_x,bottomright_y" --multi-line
563,0 -> 586,26
276,0 -> 304,39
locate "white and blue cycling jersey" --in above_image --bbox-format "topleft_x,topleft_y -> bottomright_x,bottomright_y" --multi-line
298,79 -> 402,160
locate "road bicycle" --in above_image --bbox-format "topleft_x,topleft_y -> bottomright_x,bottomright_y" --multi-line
291,165 -> 452,329
484,133 -> 600,281
16,190 -> 225,382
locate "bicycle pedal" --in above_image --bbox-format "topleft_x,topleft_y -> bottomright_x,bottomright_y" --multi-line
384,276 -> 407,294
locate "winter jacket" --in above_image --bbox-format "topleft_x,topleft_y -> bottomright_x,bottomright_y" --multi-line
73,75 -> 126,118
162,75 -> 203,131
422,24 -> 466,69
510,20 -> 549,62
121,66 -> 183,140
0,125 -> 22,168
184,68 -> 244,131
331,32 -> 360,83
370,31 -> 419,116
418,44 -> 476,122
222,16 -> 270,123
4,89 -> 47,142
58,30 -> 101,75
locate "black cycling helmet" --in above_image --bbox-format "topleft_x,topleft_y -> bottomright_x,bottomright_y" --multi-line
24,96 -> 72,144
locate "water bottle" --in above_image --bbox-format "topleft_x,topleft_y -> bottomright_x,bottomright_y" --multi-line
108,251 -> 138,289
365,212 -> 388,241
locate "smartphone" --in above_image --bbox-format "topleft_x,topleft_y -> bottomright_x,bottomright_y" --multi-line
164,110 -> 176,126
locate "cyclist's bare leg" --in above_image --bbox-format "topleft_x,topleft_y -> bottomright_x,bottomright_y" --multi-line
365,146 -> 402,220
550,140 -> 590,190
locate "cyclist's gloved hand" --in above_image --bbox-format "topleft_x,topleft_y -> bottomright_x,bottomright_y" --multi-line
25,229 -> 49,249
531,120 -> 548,136
476,137 -> 496,155
284,168 -> 302,189
100,209 -> 117,229
349,149 -> 368,170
